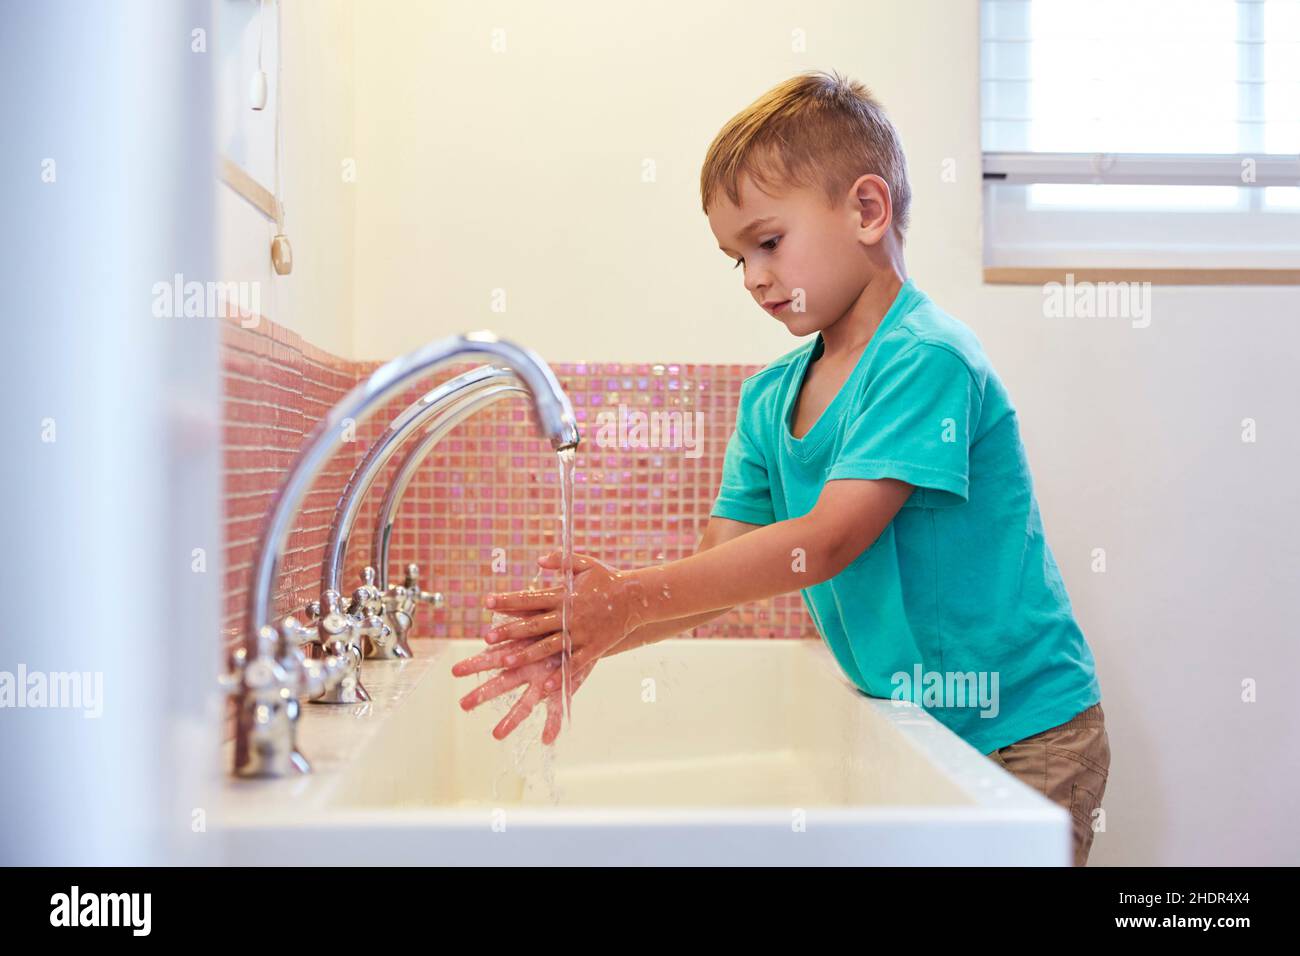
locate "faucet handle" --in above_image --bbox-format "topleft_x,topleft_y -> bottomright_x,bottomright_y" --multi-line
277,615 -> 317,648
403,563 -> 445,609
218,626 -> 252,694
299,649 -> 351,700
218,644 -> 247,694
320,589 -> 343,616
224,625 -> 293,695
269,612 -> 356,702
359,567 -> 380,601
349,567 -> 384,617
318,588 -> 362,648
380,581 -> 410,612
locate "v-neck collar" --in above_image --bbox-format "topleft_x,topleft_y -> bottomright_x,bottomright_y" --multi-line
781,278 -> 920,457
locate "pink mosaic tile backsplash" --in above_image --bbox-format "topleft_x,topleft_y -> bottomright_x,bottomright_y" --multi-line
221,312 -> 817,659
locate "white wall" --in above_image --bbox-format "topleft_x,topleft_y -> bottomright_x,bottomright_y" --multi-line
245,0 -> 1299,865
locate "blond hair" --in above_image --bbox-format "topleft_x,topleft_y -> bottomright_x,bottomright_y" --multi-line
700,70 -> 911,236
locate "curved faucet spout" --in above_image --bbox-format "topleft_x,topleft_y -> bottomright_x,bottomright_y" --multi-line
372,379 -> 528,589
245,331 -> 579,653
320,364 -> 524,602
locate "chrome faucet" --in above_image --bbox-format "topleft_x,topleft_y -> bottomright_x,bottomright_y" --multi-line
318,364 -> 525,659
376,563 -> 444,659
318,364 -> 533,659
222,619 -> 356,776
372,372 -> 528,597
309,589 -> 372,703
226,331 -> 579,778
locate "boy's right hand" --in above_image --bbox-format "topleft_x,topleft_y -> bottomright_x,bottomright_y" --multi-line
453,634 -> 600,744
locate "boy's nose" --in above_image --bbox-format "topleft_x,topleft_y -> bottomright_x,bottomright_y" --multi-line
743,267 -> 769,296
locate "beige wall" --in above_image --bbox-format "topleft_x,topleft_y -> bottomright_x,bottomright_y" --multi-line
219,0 -> 356,358
227,0 -> 1299,866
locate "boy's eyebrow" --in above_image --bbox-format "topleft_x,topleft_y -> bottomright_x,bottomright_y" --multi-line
718,215 -> 779,254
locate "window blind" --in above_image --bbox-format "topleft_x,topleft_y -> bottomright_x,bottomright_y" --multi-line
981,0 -> 1300,186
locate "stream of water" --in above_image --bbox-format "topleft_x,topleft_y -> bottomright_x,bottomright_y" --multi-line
556,446 -> 576,721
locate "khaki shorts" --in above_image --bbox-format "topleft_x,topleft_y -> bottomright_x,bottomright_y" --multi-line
986,702 -> 1110,866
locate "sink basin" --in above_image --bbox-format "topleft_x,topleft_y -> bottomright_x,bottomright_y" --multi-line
214,638 -> 1070,865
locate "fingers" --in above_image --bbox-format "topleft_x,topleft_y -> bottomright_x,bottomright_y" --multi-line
539,664 -> 592,745
486,610 -> 563,644
450,638 -> 537,676
560,658 -> 596,701
493,682 -> 543,740
536,551 -> 598,573
454,607 -> 599,744
483,585 -> 564,614
570,660 -> 594,693
541,696 -> 563,745
542,646 -> 595,693
500,632 -> 565,667
458,667 -> 526,712
491,655 -> 593,746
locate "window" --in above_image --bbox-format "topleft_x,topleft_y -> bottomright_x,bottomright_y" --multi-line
981,0 -> 1300,282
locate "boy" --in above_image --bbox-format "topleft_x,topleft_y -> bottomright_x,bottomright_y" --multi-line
453,71 -> 1110,866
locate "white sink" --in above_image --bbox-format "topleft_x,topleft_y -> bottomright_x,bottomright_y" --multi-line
214,638 -> 1070,865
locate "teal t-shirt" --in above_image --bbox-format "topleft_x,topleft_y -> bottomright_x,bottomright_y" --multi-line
711,278 -> 1101,754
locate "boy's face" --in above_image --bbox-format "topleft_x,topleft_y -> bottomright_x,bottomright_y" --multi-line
708,173 -> 871,338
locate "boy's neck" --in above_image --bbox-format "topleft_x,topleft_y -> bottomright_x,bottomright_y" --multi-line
817,263 -> 908,360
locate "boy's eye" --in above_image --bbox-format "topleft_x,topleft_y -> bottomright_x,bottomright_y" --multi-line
730,237 -> 779,270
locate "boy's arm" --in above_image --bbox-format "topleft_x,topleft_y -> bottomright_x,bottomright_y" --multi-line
488,477 -> 915,653
624,477 -> 913,627
604,515 -> 760,657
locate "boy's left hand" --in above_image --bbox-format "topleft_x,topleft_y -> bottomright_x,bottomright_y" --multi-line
480,551 -> 643,668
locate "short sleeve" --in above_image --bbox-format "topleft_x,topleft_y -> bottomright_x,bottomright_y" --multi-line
711,389 -> 777,526
827,343 -> 982,508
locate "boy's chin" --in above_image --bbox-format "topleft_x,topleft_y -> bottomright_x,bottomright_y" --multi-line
778,313 -> 820,336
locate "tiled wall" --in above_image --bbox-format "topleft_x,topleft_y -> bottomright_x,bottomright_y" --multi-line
221,313 -> 363,646
220,311 -> 816,658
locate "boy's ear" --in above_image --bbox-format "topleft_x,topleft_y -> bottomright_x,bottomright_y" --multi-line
850,173 -> 893,244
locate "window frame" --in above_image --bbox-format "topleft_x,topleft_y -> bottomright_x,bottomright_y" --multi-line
979,0 -> 1300,286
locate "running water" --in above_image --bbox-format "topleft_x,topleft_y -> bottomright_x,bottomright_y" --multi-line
528,469 -> 545,591
556,446 -> 576,721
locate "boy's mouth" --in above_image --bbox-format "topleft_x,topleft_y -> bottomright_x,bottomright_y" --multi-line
763,299 -> 791,315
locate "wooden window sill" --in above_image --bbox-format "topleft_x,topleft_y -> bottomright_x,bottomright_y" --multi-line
984,267 -> 1300,286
